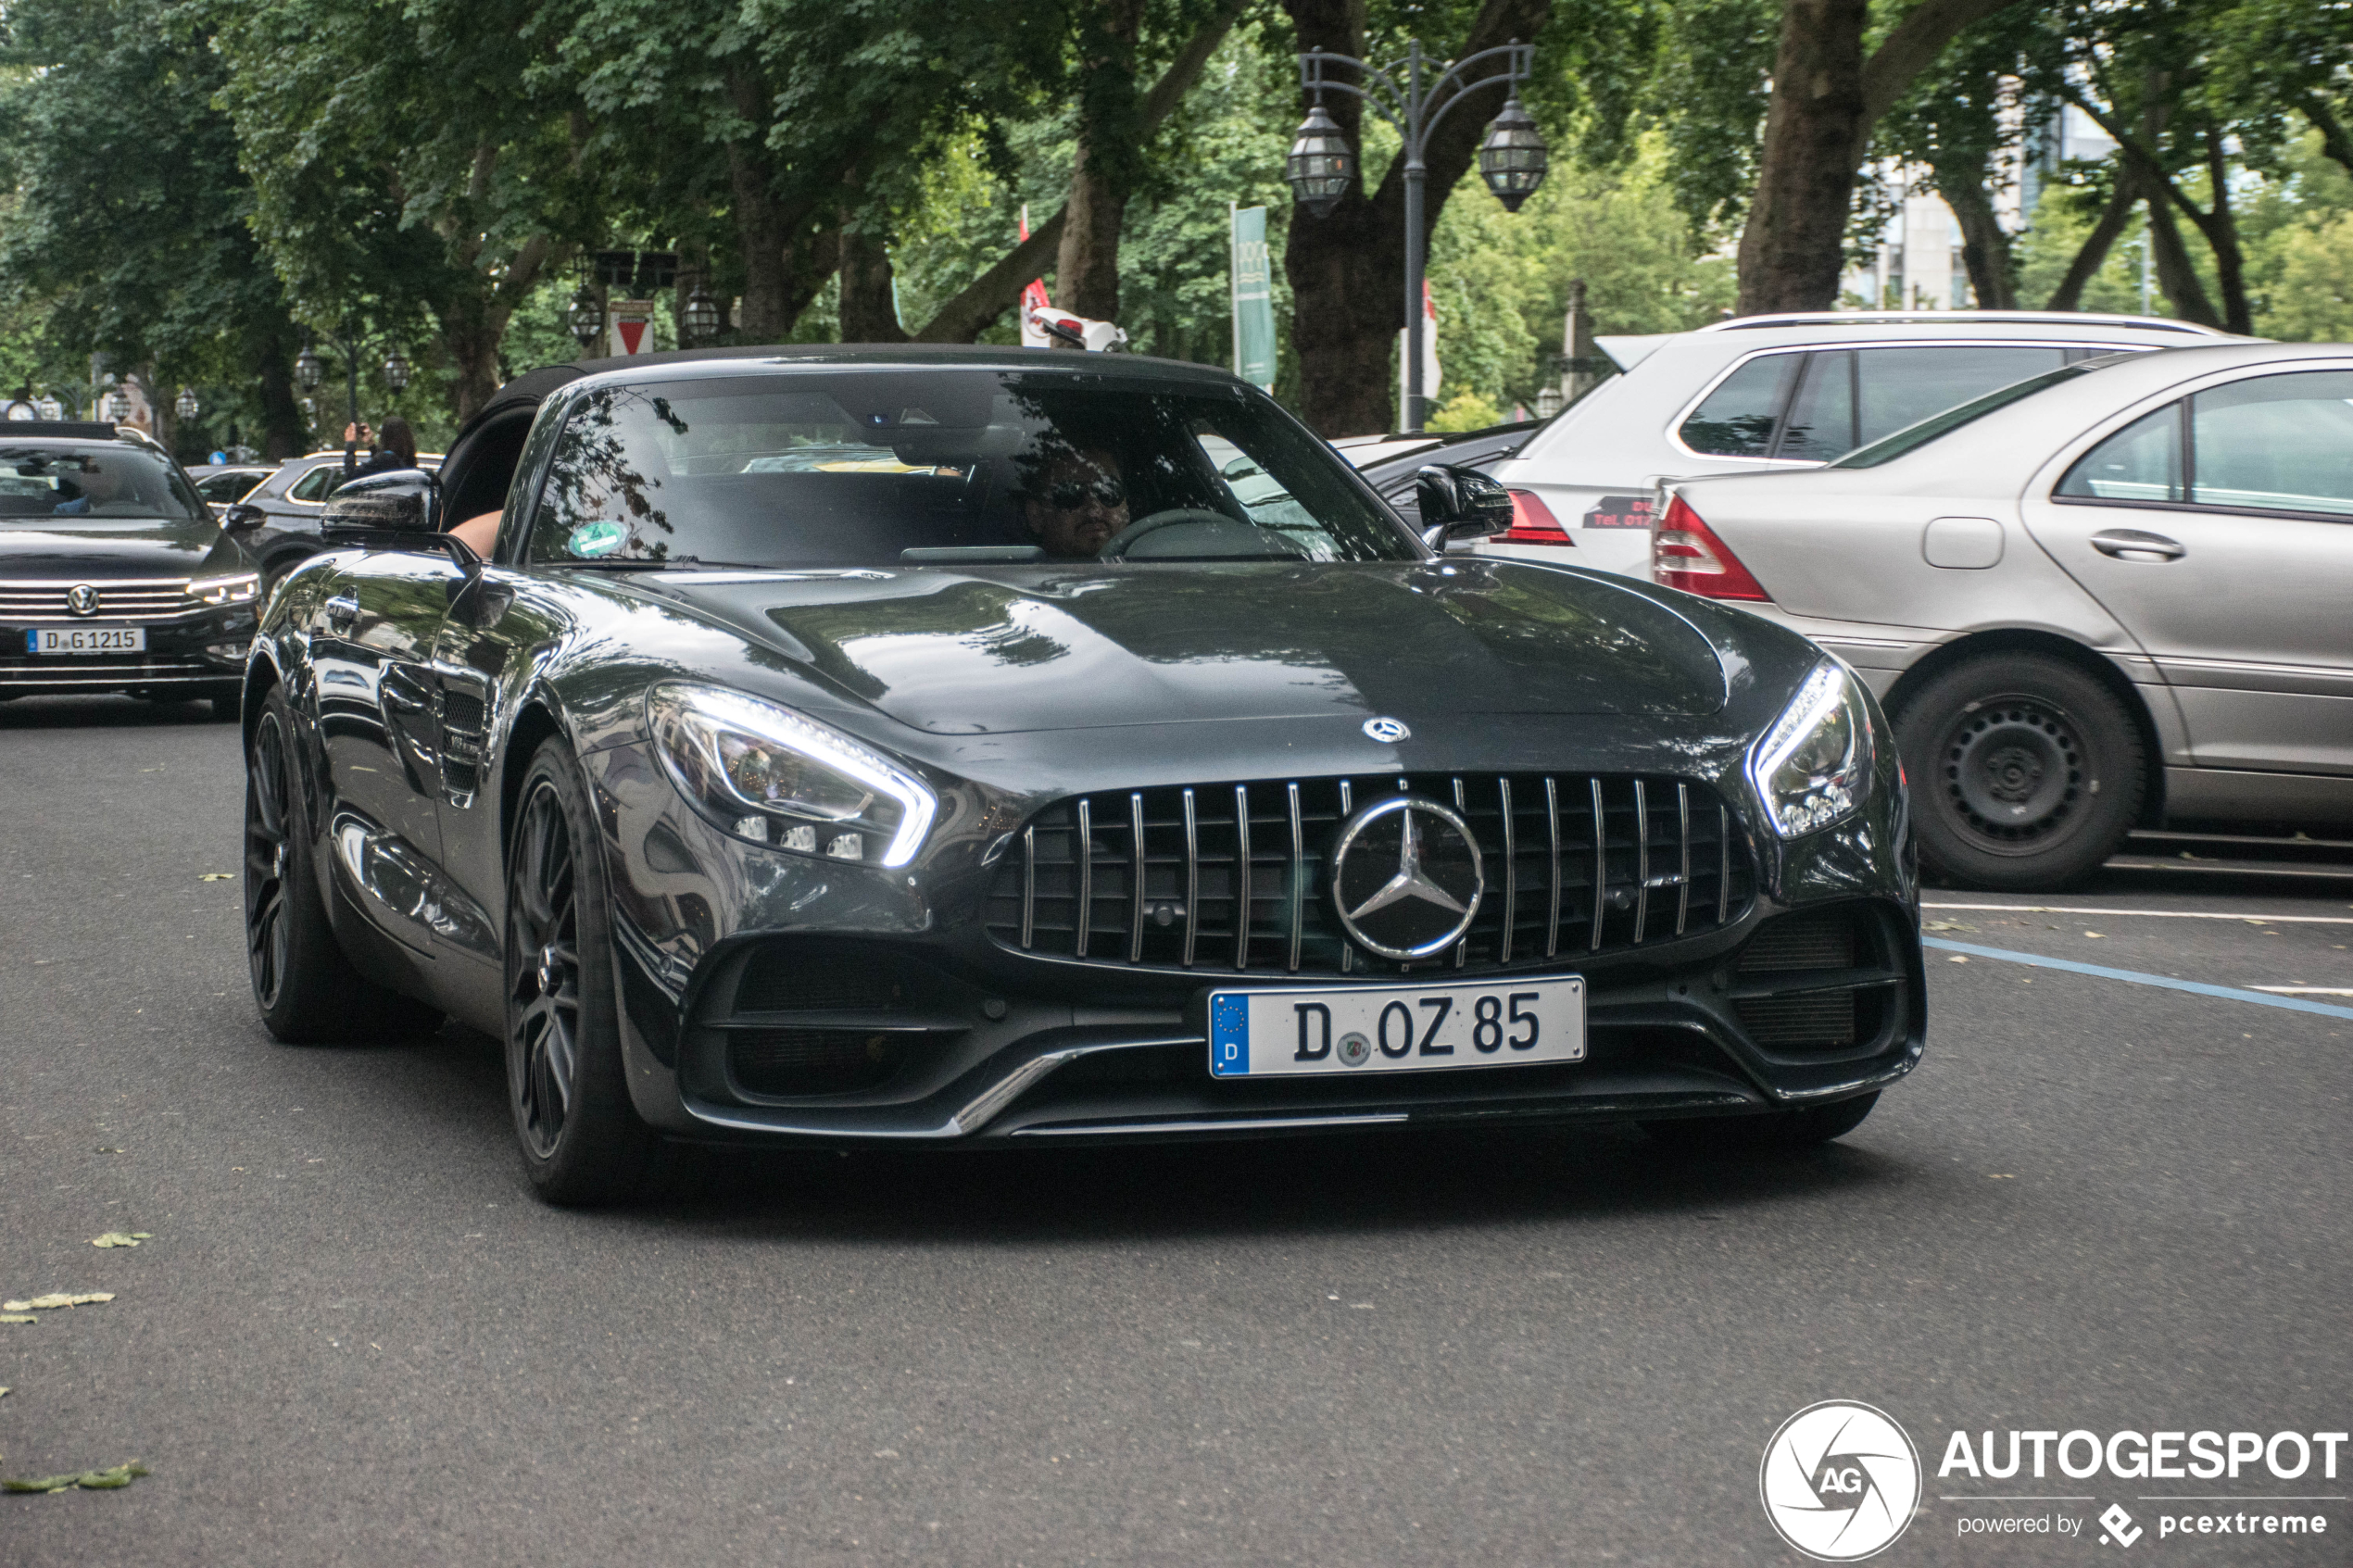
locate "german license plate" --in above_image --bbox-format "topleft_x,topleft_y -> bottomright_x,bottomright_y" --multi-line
1208,974 -> 1585,1079
26,626 -> 145,654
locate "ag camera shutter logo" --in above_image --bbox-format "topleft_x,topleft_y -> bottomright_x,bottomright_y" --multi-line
1760,1400 -> 1922,1561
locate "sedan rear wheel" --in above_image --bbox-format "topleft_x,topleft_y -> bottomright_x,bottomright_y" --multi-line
1896,653 -> 2144,891
245,684 -> 440,1042
504,737 -> 653,1205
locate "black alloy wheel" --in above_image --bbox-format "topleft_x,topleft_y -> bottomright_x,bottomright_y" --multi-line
1896,653 -> 2143,891
245,684 -> 440,1042
503,737 -> 653,1204
1642,1091 -> 1880,1153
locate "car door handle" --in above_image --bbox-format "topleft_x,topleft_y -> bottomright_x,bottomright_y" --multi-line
323,594 -> 359,633
2090,528 -> 2184,561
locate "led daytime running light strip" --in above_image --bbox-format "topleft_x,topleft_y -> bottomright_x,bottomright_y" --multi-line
1749,661 -> 1859,838
653,684 -> 937,868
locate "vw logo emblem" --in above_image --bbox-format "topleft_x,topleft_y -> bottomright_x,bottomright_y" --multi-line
66,583 -> 101,617
1329,796 -> 1483,960
1361,716 -> 1410,744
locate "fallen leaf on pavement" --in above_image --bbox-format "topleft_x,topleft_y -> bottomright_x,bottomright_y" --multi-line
3,1293 -> 114,1311
3,1461 -> 150,1493
89,1233 -> 147,1248
198,872 -> 233,882
1923,920 -> 1977,933
0,1316 -> 31,1325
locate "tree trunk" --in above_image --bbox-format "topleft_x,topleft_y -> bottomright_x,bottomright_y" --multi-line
1736,0 -> 2023,315
2300,93 -> 2353,182
1279,0 -> 1551,435
728,144 -> 793,341
911,6 -> 1239,344
2145,186 -> 2221,328
838,228 -> 909,343
254,329 -> 305,460
1941,165 -> 2014,308
1055,0 -> 1145,322
2198,130 -> 2251,334
2044,182 -> 2135,310
1736,0 -> 1870,315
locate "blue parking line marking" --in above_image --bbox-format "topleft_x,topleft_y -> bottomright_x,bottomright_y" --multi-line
1923,937 -> 2353,1022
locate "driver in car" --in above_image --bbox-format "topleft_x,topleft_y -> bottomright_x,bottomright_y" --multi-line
1020,443 -> 1128,558
51,459 -> 127,516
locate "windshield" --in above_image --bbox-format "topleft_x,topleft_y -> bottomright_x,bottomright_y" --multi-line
524,370 -> 1418,569
0,445 -> 209,527
1831,361 -> 2107,470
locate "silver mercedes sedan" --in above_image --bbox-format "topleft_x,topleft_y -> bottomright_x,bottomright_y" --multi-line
1646,341 -> 2353,889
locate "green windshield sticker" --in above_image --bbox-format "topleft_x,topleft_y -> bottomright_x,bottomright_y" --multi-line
567,521 -> 627,558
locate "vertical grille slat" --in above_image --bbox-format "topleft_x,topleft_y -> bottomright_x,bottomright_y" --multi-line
1232,784 -> 1252,972
1676,783 -> 1692,937
1182,788 -> 1200,968
1543,777 -> 1562,960
1632,781 -> 1651,945
1286,783 -> 1304,973
1020,826 -> 1036,949
988,772 -> 1753,977
1587,777 -> 1606,953
1075,797 -> 1092,960
1128,793 -> 1147,963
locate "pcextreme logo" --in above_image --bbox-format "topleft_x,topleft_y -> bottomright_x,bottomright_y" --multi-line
1761,1400 -> 1924,1561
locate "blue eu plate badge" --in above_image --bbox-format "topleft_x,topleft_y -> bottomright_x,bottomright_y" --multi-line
1210,994 -> 1250,1077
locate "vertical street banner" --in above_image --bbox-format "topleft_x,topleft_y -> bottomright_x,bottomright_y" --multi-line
1018,206 -> 1053,349
1230,206 -> 1276,390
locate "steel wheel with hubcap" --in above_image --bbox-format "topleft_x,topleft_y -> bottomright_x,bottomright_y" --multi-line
245,684 -> 441,1042
504,737 -> 653,1203
1896,653 -> 2143,890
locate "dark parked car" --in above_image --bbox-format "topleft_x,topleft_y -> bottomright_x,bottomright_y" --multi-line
0,420 -> 259,709
239,346 -> 1924,1204
190,462 -> 275,518
222,448 -> 440,588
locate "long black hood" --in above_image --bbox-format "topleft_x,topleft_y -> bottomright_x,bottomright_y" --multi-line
0,521 -> 221,579
634,558 -> 1728,735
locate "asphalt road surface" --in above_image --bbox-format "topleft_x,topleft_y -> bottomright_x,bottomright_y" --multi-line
5,696 -> 2348,1565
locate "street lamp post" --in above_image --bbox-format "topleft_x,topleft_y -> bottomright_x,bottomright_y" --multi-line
1287,39 -> 1548,433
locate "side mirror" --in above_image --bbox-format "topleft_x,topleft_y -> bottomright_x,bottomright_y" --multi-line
1413,463 -> 1513,549
221,501 -> 264,531
321,470 -> 439,546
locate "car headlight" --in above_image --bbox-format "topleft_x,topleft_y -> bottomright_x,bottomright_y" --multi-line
647,684 -> 937,868
1749,660 -> 1873,838
191,571 -> 259,608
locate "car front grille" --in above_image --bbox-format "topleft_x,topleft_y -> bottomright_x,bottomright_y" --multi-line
986,773 -> 1755,977
0,579 -> 201,622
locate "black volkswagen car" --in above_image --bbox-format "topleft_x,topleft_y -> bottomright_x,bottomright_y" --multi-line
240,347 -> 1923,1204
1,421 -> 260,709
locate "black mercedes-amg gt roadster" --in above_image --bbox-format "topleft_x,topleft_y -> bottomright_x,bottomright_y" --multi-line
239,346 -> 1924,1203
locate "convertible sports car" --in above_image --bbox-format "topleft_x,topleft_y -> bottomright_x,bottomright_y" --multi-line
240,346 -> 1924,1203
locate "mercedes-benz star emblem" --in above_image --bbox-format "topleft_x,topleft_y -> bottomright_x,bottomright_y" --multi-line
1361,716 -> 1410,744
66,583 -> 101,617
1329,796 -> 1484,960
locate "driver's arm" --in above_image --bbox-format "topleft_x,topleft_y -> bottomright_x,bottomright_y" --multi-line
447,510 -> 502,556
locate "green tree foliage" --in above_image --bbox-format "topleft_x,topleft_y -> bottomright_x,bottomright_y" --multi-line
213,0 -> 600,420
0,0 -> 307,456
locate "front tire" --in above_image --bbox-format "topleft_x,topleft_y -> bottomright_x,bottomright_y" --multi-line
505,736 -> 653,1205
1895,654 -> 2143,890
244,684 -> 441,1042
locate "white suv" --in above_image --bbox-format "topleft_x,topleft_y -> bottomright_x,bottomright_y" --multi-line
1479,312 -> 2234,577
